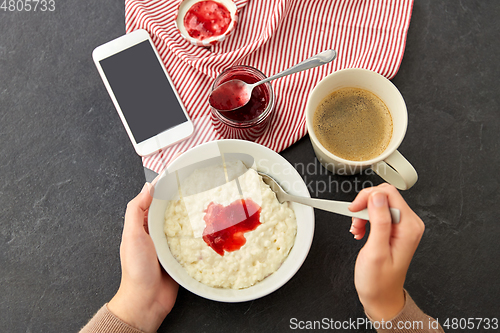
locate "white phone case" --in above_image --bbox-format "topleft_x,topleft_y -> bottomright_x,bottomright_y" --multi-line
92,29 -> 193,157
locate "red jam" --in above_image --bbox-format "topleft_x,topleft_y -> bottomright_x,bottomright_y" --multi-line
184,1 -> 231,40
210,65 -> 275,141
202,199 -> 261,256
209,81 -> 250,111
215,72 -> 270,122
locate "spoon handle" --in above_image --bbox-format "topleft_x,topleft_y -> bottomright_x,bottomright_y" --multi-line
254,49 -> 337,87
284,193 -> 400,224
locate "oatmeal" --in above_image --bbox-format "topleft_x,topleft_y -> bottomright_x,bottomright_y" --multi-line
164,161 -> 297,289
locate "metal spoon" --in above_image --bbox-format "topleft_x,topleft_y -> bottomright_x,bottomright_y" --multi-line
209,49 -> 337,111
258,172 -> 400,223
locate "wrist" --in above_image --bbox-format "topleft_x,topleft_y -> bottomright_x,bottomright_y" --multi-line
108,287 -> 166,333
361,289 -> 405,322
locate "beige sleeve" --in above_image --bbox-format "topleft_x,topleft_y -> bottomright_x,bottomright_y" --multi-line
366,290 -> 444,333
79,304 -> 147,333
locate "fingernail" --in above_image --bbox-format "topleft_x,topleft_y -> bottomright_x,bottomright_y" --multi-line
372,192 -> 387,207
141,182 -> 151,194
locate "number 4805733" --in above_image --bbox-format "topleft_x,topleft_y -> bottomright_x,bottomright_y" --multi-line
1,0 -> 56,11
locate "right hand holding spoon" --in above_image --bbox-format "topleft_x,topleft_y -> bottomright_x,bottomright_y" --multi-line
348,183 -> 425,321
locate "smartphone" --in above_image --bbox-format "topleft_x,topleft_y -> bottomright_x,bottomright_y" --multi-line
92,29 -> 194,156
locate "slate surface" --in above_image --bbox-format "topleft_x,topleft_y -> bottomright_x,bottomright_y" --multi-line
0,1 -> 499,332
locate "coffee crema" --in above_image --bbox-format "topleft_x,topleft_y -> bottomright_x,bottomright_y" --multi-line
312,87 -> 393,161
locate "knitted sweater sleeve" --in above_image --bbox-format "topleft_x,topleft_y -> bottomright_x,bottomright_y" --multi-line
79,304 -> 148,333
80,291 -> 443,333
366,290 -> 444,333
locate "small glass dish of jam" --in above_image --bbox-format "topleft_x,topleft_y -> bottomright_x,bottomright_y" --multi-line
210,65 -> 275,141
175,0 -> 238,47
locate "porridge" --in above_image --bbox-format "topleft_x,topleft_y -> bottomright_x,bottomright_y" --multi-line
164,160 -> 297,289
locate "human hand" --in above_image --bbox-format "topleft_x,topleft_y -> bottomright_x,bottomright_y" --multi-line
348,183 -> 425,321
108,183 -> 179,333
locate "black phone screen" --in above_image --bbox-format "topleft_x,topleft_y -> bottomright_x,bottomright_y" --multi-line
99,40 -> 188,143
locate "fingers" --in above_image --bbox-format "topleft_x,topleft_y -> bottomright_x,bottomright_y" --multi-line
349,184 -> 407,244
349,186 -> 374,212
349,184 -> 426,268
138,183 -> 154,209
350,217 -> 367,240
354,184 -> 424,245
349,183 -> 407,212
124,183 -> 154,236
349,184 -> 393,241
364,191 -> 393,252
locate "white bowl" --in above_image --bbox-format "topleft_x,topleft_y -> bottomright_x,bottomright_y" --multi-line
148,140 -> 315,302
175,0 -> 239,47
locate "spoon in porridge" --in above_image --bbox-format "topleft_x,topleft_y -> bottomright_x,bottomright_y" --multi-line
258,172 -> 400,223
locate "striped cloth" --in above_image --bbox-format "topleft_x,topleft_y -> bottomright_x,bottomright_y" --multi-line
125,0 -> 414,174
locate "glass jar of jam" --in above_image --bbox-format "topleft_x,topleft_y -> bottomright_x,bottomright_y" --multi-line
210,65 -> 275,141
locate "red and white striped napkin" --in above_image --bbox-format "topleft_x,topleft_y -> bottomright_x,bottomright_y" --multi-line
125,0 -> 414,174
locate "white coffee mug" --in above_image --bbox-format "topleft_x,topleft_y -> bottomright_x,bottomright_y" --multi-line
305,68 -> 418,190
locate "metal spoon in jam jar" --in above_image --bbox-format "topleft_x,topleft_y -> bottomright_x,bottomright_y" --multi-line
209,49 -> 337,111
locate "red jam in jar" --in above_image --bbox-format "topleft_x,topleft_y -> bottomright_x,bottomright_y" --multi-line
210,65 -> 275,141
184,1 -> 231,40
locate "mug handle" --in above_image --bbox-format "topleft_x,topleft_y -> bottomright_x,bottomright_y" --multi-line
372,150 -> 418,190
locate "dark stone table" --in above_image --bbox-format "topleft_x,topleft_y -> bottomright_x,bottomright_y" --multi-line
1,1 -> 499,332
